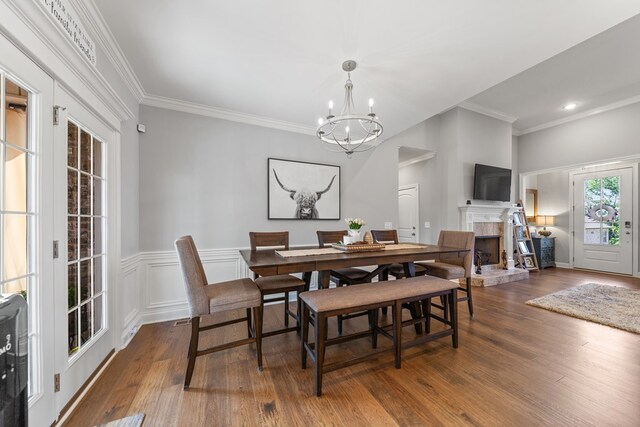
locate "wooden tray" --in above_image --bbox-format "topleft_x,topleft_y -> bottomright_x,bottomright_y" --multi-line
331,242 -> 386,252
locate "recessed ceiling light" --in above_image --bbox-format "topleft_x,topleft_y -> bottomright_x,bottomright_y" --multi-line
563,103 -> 577,110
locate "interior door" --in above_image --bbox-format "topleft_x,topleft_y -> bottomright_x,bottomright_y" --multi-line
0,33 -> 56,425
52,84 -> 114,412
573,167 -> 633,274
398,185 -> 419,243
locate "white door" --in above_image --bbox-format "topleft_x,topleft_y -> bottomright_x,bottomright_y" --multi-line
398,185 -> 419,243
52,85 -> 115,412
0,34 -> 56,425
573,167 -> 633,274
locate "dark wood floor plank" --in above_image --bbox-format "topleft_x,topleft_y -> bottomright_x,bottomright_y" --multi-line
65,269 -> 640,426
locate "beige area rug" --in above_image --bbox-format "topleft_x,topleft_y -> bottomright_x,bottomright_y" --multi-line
526,283 -> 640,334
96,413 -> 145,427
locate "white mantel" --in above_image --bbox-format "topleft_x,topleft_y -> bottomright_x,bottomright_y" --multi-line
459,204 -> 521,269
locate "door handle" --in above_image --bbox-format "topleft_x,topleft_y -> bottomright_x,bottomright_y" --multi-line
411,233 -> 416,236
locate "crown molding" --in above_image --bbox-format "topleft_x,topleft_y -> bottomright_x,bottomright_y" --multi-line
0,0 -> 134,123
515,94 -> 640,136
399,151 -> 436,168
71,0 -> 145,102
141,94 -> 317,136
458,101 -> 518,123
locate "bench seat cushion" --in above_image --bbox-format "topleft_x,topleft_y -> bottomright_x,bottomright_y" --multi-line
300,276 -> 457,313
418,262 -> 466,280
206,278 -> 261,313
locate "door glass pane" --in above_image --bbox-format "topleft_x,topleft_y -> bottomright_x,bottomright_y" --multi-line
68,264 -> 78,309
80,302 -> 92,345
5,79 -> 28,149
80,130 -> 91,173
79,259 -> 90,302
93,178 -> 102,215
93,138 -> 102,177
68,170 -> 78,214
68,216 -> 77,261
94,295 -> 103,332
80,173 -> 90,215
68,310 -> 78,355
4,214 -> 27,279
80,216 -> 90,258
68,121 -> 78,168
93,257 -> 102,294
584,176 -> 620,246
5,146 -> 27,211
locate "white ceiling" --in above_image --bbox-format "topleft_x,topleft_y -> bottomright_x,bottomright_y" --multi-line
94,0 -> 640,139
468,13 -> 640,134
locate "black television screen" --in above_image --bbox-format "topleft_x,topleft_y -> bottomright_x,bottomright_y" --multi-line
473,164 -> 512,202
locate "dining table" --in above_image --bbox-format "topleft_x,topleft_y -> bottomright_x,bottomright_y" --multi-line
239,242 -> 471,289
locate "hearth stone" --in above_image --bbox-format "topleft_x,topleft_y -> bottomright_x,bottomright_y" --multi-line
460,264 -> 529,287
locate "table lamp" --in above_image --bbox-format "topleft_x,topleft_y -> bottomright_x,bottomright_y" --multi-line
536,215 -> 555,237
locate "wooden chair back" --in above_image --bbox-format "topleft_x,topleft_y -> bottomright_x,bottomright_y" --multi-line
370,229 -> 399,244
437,231 -> 475,278
316,230 -> 348,247
174,235 -> 210,318
249,231 -> 290,251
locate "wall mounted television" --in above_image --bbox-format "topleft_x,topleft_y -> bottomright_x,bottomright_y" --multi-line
473,163 -> 512,202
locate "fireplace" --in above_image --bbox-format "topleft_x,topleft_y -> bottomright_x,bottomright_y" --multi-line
475,235 -> 501,266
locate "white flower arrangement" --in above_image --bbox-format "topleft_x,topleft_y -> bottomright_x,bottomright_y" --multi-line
345,217 -> 365,230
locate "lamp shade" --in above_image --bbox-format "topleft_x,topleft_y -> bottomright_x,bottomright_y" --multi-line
535,215 -> 555,226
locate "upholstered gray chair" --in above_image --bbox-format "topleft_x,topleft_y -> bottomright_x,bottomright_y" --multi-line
175,235 -> 263,389
417,230 -> 475,316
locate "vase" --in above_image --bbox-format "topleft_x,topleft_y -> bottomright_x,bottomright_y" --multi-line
348,229 -> 362,242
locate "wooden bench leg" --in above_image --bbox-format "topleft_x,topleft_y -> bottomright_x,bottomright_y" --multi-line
422,298 -> 431,334
301,304 -> 309,369
371,308 -> 379,349
315,313 -> 326,397
450,289 -> 458,348
254,305 -> 263,371
394,301 -> 402,369
246,308 -> 252,338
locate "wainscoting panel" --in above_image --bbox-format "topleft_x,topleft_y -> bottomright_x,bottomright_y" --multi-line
120,247 -> 319,346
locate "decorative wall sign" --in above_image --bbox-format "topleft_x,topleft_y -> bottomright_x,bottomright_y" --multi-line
36,0 -> 97,66
268,158 -> 340,220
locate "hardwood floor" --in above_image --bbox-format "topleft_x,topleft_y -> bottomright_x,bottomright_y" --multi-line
65,269 -> 640,426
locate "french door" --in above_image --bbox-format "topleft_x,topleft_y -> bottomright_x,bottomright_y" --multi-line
573,167 -> 633,274
52,85 -> 115,413
0,33 -> 56,426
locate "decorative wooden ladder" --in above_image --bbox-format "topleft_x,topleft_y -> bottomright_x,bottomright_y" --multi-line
513,202 -> 539,271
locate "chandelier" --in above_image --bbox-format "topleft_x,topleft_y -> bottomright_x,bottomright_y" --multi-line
316,60 -> 383,157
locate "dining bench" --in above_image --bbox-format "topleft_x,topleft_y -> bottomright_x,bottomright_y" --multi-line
299,276 -> 459,396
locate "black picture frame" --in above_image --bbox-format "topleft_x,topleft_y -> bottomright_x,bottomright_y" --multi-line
523,255 -> 535,268
268,158 -> 340,220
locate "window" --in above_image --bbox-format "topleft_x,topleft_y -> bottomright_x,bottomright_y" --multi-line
67,120 -> 105,356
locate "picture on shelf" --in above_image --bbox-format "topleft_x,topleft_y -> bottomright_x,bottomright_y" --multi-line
523,255 -> 535,268
513,211 -> 523,225
518,241 -> 529,254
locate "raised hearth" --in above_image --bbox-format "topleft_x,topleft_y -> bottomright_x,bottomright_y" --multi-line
461,264 -> 529,287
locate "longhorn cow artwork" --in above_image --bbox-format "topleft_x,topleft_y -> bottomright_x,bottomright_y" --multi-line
268,158 -> 340,220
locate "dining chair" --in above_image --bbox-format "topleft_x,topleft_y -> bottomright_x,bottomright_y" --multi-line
249,231 -> 308,336
317,230 -> 374,335
175,235 -> 262,389
416,230 -> 475,317
370,229 -> 428,279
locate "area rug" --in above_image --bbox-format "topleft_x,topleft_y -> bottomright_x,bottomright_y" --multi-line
526,283 -> 640,334
96,413 -> 145,427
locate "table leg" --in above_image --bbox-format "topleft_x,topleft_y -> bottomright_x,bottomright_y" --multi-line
318,270 -> 331,289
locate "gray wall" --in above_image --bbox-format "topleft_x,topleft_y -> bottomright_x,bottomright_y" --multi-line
518,102 -> 640,173
536,170 -> 571,264
139,106 -> 432,251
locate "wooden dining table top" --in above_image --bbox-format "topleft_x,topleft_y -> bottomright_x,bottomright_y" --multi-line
239,243 -> 470,277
